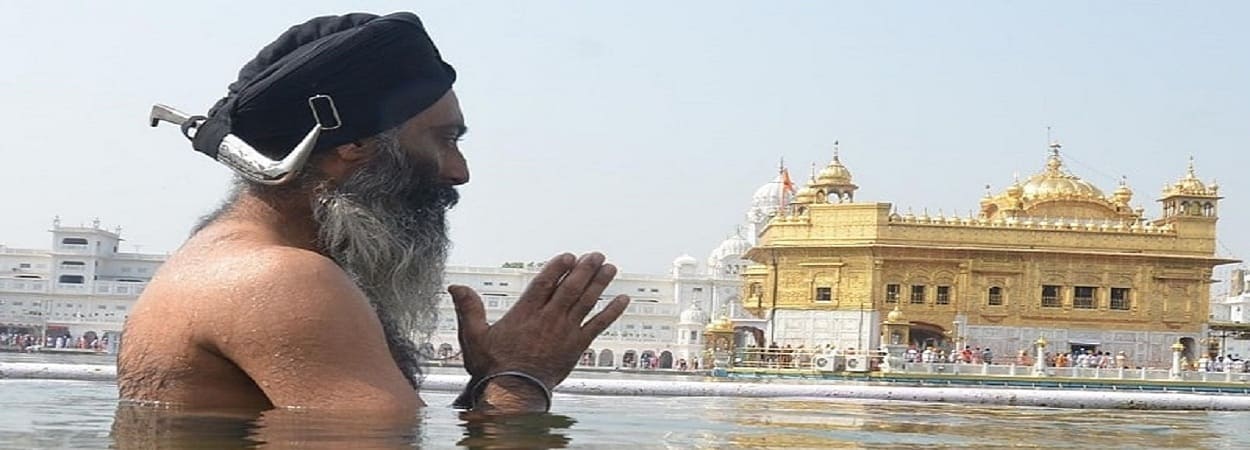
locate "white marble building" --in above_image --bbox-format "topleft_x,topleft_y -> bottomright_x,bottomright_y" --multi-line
1210,268 -> 1250,359
0,218 -> 159,350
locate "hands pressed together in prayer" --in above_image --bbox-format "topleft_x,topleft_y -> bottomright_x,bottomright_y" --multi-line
449,252 -> 630,413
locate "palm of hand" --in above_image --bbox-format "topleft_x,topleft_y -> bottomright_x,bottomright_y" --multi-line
451,252 -> 630,388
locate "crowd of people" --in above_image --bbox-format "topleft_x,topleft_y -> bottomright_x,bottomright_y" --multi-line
0,330 -> 110,352
1194,354 -> 1248,373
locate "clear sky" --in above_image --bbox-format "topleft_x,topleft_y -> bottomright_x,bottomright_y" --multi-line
1,1 -> 1247,281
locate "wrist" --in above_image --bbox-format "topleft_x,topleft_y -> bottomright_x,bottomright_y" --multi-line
465,371 -> 552,414
480,376 -> 549,412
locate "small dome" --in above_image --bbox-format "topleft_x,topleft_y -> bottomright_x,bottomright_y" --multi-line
750,175 -> 784,213
1168,159 -> 1210,195
886,306 -> 906,323
708,233 -> 751,263
705,315 -> 734,332
673,254 -> 697,267
679,302 -> 708,325
791,185 -> 820,205
1112,177 -> 1133,204
816,157 -> 853,185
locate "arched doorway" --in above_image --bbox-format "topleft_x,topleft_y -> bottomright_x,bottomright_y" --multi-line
580,349 -> 595,366
598,349 -> 614,367
658,351 -> 674,369
623,350 -> 638,368
908,322 -> 948,350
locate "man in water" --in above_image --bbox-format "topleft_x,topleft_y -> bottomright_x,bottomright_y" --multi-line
118,12 -> 629,414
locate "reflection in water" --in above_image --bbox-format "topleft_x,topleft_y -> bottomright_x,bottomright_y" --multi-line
3,380 -> 1250,449
111,400 -> 577,449
457,412 -> 576,449
719,398 -> 1223,448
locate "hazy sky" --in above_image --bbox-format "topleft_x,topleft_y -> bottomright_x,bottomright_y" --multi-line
2,1 -> 1247,278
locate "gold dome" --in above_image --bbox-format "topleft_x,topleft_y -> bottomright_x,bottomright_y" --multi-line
791,185 -> 820,204
1173,158 -> 1207,193
980,142 -> 1135,222
1020,149 -> 1106,200
705,316 -> 734,333
1112,176 -> 1133,204
886,306 -> 905,323
814,142 -> 854,186
791,164 -> 822,205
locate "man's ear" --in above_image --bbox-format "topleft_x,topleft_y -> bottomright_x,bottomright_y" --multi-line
319,141 -> 375,181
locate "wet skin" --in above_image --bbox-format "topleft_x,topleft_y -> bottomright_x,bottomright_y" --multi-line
118,90 -> 630,414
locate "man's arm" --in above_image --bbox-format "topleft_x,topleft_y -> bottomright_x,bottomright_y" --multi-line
204,248 -> 421,412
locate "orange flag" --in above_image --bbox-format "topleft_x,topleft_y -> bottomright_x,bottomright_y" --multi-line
781,167 -> 796,194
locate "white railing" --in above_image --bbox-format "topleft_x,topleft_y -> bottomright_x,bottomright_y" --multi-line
896,363 -> 1250,383
55,283 -> 86,292
54,244 -> 92,254
93,280 -> 146,296
113,253 -> 167,262
0,280 -> 48,292
727,349 -> 1250,384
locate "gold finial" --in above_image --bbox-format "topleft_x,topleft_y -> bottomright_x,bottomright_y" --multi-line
1045,144 -> 1063,173
810,162 -> 818,183
1186,156 -> 1197,178
983,184 -> 992,198
833,140 -> 840,161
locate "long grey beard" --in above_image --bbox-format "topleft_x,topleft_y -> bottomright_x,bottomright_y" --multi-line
311,131 -> 458,389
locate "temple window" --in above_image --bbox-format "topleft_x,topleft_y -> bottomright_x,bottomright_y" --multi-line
1073,286 -> 1097,309
61,237 -> 88,245
1110,288 -> 1131,311
58,275 -> 85,284
910,285 -> 926,304
1041,285 -> 1061,308
936,286 -> 951,305
987,287 -> 1004,306
815,287 -> 832,302
885,284 -> 900,303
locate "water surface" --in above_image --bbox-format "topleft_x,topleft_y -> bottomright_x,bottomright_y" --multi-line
3,378 -> 1250,449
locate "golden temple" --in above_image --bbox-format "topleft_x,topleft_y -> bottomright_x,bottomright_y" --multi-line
741,142 -> 1237,366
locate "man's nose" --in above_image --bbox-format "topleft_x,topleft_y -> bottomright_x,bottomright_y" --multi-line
441,150 -> 470,185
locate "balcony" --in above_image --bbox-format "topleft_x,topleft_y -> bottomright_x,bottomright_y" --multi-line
55,283 -> 87,292
53,244 -> 93,255
94,280 -> 147,296
0,280 -> 48,293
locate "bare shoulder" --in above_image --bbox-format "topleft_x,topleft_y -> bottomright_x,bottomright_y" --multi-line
167,240 -> 375,345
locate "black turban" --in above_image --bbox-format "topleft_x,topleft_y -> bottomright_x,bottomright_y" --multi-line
192,12 -> 456,159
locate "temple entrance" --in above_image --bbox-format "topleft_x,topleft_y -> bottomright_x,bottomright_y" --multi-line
908,322 -> 947,349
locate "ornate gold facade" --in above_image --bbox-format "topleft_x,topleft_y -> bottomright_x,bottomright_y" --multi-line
742,144 -> 1236,361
